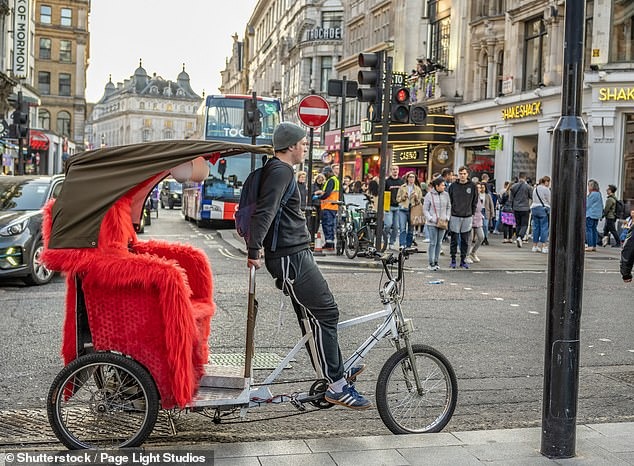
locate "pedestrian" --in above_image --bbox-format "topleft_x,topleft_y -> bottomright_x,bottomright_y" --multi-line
510,173 -> 533,247
602,184 -> 621,248
478,181 -> 495,245
396,171 -> 423,248
385,166 -> 403,248
447,166 -> 478,269
466,183 -> 490,263
309,173 -> 325,237
297,171 -> 308,210
424,176 -> 451,270
620,209 -> 634,244
499,181 -> 516,243
586,179 -> 603,252
530,176 -> 551,253
621,223 -> 633,283
246,122 -> 370,409
367,176 -> 380,211
320,164 -> 340,250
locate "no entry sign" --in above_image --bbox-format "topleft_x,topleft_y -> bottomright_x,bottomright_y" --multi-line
297,95 -> 330,129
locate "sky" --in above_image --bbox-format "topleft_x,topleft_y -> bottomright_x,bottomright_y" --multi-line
85,0 -> 259,103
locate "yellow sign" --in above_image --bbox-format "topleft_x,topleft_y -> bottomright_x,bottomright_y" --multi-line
598,88 -> 634,101
501,102 -> 542,120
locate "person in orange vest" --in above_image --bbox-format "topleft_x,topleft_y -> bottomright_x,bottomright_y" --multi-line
320,164 -> 340,250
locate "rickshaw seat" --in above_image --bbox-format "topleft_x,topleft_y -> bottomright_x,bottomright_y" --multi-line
42,193 -> 215,409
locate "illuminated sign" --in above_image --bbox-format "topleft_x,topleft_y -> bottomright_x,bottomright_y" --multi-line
394,148 -> 428,164
305,27 -> 342,41
13,0 -> 31,79
598,88 -> 634,101
501,101 -> 542,120
489,134 -> 503,151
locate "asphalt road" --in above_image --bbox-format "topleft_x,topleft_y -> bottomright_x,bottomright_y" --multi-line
0,208 -> 632,447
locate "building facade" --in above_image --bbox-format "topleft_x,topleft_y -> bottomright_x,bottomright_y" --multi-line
87,62 -> 202,148
33,0 -> 89,150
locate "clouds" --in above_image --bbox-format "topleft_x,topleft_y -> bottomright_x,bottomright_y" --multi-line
86,0 -> 257,102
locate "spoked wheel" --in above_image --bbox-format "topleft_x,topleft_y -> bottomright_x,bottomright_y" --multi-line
47,352 -> 159,449
344,231 -> 359,259
376,344 -> 457,434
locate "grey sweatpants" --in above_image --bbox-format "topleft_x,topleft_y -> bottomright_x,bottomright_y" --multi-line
265,248 -> 344,383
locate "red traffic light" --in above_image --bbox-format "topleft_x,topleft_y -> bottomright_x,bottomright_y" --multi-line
394,88 -> 409,103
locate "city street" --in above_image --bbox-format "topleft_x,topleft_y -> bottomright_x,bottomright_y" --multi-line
0,209 -> 632,448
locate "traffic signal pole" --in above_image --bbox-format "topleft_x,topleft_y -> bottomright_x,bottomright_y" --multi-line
338,77 -> 347,202
250,91 -> 257,172
541,0 -> 587,458
374,53 -> 392,251
16,91 -> 25,176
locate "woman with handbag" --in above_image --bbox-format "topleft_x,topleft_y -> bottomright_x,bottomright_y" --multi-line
424,176 -> 451,271
499,181 -> 516,243
396,172 -> 424,248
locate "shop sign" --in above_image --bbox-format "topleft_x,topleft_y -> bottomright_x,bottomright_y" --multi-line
502,76 -> 514,95
305,27 -> 342,41
502,101 -> 542,120
324,126 -> 361,151
394,148 -> 428,164
598,87 -> 634,101
360,120 -> 373,143
13,0 -> 31,79
488,134 -> 503,151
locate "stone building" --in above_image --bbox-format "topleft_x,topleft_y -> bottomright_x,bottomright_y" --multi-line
87,61 -> 202,148
33,0 -> 89,149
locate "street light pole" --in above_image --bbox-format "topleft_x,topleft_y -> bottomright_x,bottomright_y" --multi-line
541,0 -> 587,458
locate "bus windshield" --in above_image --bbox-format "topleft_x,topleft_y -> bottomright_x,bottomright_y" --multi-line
204,95 -> 281,144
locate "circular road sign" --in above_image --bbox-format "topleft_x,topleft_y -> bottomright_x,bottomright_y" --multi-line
297,95 -> 330,129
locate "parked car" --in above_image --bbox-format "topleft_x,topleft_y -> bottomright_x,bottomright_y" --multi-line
160,178 -> 182,209
0,175 -> 64,285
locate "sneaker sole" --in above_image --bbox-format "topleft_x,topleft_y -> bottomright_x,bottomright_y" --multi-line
346,365 -> 366,383
324,396 -> 373,410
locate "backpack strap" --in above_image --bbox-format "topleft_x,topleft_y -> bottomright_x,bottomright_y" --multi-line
270,176 -> 297,252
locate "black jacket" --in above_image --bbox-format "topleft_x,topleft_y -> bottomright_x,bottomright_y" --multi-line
448,180 -> 478,217
247,157 -> 310,260
621,229 -> 634,281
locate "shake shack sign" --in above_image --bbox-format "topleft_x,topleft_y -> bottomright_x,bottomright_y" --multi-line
305,27 -> 342,41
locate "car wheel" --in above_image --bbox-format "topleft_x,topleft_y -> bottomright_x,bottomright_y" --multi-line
24,240 -> 55,286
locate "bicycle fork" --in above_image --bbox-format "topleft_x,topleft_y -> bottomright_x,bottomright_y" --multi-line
394,307 -> 425,396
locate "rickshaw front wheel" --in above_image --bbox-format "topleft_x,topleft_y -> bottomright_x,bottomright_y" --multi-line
47,352 -> 159,450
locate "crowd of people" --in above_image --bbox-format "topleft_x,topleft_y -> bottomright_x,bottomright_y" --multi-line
296,164 -> 633,280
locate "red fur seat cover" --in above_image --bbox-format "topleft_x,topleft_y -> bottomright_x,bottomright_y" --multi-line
42,192 -> 215,409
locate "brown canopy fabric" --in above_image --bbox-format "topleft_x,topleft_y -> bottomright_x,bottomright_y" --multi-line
48,140 -> 273,249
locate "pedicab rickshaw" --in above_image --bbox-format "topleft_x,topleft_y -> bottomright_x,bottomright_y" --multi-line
42,140 -> 458,450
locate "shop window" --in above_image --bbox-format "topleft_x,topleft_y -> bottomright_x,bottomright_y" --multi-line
40,5 -> 51,24
60,40 -> 72,63
57,111 -> 71,137
38,71 -> 51,95
611,0 -> 634,62
480,51 -> 489,99
512,136 -> 538,183
622,115 -> 634,210
584,0 -> 594,70
466,146 -> 496,180
322,10 -> 342,29
523,17 -> 547,91
38,109 -> 51,130
39,38 -> 51,60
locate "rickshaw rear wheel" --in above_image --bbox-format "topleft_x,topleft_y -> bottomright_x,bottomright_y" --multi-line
47,352 -> 159,450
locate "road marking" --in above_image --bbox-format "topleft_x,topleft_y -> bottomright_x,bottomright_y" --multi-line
528,311 -> 539,315
463,287 -> 472,290
494,297 -> 504,301
599,338 -> 612,342
510,304 -> 519,307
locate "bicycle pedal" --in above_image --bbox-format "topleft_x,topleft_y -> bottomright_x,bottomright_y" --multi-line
290,398 -> 306,411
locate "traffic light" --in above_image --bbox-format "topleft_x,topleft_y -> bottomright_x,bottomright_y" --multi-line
9,99 -> 29,139
409,103 -> 428,125
243,99 -> 262,137
390,86 -> 410,123
357,52 -> 383,122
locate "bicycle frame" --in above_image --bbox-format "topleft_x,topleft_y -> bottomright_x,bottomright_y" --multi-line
247,247 -> 420,410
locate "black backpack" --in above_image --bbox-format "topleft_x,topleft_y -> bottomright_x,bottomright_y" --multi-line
235,163 -> 296,252
615,199 -> 626,220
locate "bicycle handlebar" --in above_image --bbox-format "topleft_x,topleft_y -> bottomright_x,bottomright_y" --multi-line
368,246 -> 420,282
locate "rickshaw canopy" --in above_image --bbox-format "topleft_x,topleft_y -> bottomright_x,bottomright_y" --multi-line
48,140 -> 273,249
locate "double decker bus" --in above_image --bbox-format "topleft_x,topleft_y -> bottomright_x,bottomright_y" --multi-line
182,94 -> 282,226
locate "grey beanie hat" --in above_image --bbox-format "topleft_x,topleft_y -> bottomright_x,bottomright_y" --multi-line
273,122 -> 306,151
322,165 -> 333,175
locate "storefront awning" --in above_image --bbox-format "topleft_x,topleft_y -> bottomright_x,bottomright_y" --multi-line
30,130 -> 49,151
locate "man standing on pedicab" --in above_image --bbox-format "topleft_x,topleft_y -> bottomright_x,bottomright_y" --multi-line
246,122 -> 371,410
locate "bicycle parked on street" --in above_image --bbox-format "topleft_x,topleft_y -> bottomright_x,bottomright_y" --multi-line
42,141 -> 457,449
336,200 -> 388,259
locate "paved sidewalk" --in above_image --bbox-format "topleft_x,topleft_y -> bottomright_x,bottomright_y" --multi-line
175,422 -> 634,465
217,230 -> 623,273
